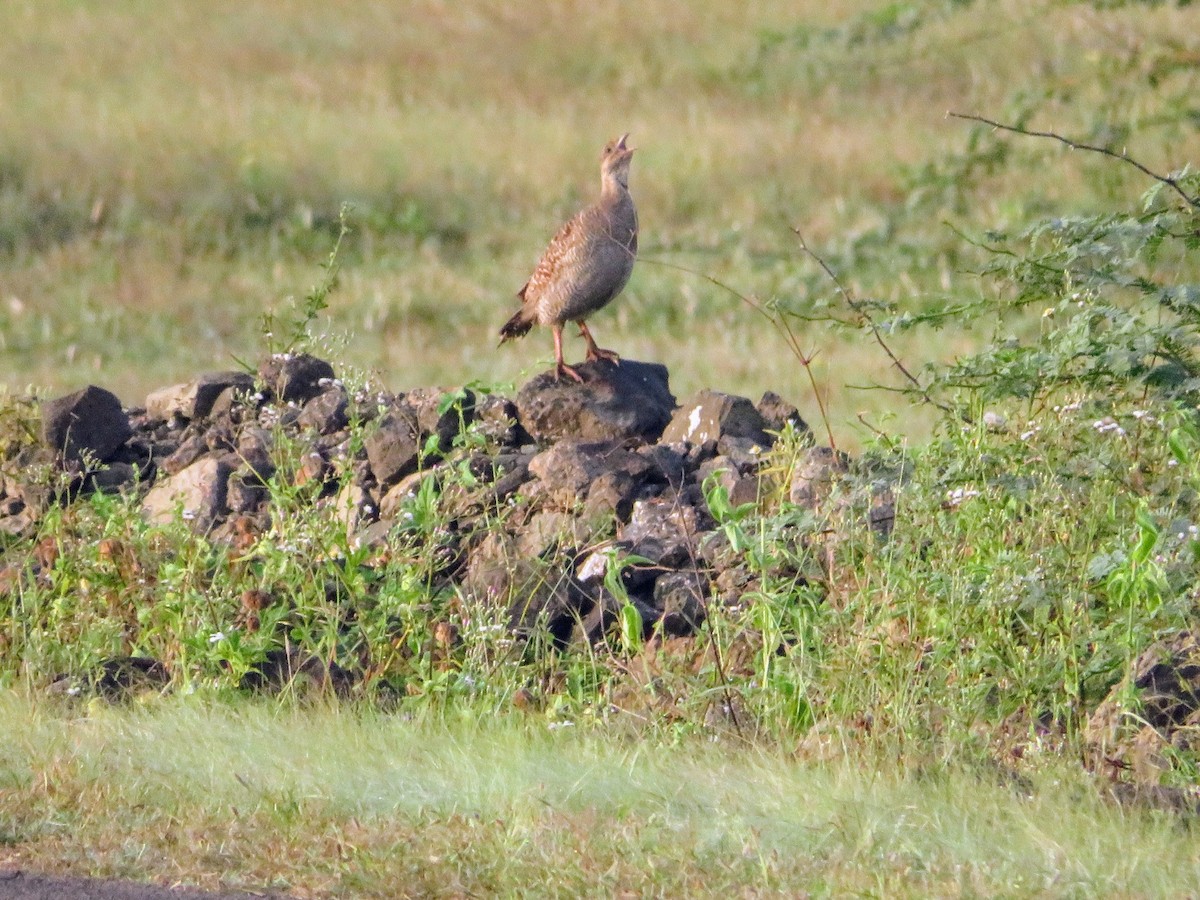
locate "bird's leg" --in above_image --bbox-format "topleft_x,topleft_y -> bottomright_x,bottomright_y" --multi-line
553,323 -> 584,383
578,321 -> 620,365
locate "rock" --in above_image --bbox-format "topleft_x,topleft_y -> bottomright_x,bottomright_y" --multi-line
660,389 -> 771,448
407,387 -> 477,452
87,461 -> 139,494
259,353 -> 336,404
756,390 -> 808,434
160,433 -> 208,476
516,359 -> 675,445
697,456 -> 761,509
652,569 -> 708,636
1085,631 -> 1200,783
462,531 -> 581,647
475,394 -> 524,446
40,385 -> 131,465
618,497 -> 703,570
331,479 -> 375,535
141,456 -> 233,529
297,385 -> 349,435
145,371 -> 254,422
527,440 -> 658,512
364,401 -> 422,488
789,446 -> 850,510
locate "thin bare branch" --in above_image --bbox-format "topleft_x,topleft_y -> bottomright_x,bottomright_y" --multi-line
791,230 -> 954,415
948,111 -> 1200,210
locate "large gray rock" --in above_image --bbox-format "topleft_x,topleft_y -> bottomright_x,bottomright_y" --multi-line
40,385 -> 131,465
661,389 -> 772,448
259,353 -> 336,404
364,402 -> 422,488
618,497 -> 703,569
516,359 -> 675,445
145,371 -> 255,422
789,446 -> 850,510
142,456 -> 233,530
527,440 -> 657,512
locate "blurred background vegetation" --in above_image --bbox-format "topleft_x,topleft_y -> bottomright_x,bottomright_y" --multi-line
1,0 -> 1197,447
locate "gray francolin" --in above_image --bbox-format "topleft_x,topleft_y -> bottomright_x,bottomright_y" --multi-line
499,133 -> 638,382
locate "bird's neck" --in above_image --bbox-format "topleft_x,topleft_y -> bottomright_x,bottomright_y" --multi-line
603,183 -> 632,211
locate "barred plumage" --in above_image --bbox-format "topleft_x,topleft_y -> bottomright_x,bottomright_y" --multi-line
500,134 -> 638,382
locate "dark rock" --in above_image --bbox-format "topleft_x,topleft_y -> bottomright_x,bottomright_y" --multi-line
475,394 -> 524,446
1085,631 -> 1200,783
697,456 -> 761,509
756,390 -> 808,434
298,385 -> 349,435
259,353 -> 336,404
636,443 -> 689,489
363,401 -> 422,488
407,387 -> 477,452
40,385 -> 131,465
618,497 -> 703,570
160,433 -> 208,476
48,656 -> 170,701
789,446 -> 850,510
652,569 -> 709,636
583,468 -> 658,522
462,531 -> 582,647
516,359 -> 675,445
142,456 -> 233,530
87,461 -> 139,494
144,371 -> 255,422
239,647 -> 354,696
661,389 -> 771,448
527,440 -> 657,512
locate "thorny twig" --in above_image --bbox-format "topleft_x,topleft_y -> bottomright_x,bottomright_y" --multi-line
948,112 -> 1200,210
642,256 -> 838,449
791,229 -> 955,415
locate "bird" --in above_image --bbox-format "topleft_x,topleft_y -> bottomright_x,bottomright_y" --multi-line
499,133 -> 638,383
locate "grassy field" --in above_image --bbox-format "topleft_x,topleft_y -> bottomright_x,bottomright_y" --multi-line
3,1 -> 1200,895
3,0 -> 1197,445
3,693 -> 1199,898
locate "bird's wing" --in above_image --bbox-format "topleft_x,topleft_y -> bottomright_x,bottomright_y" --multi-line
520,213 -> 583,304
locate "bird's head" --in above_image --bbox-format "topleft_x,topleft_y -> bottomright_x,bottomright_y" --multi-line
600,133 -> 634,188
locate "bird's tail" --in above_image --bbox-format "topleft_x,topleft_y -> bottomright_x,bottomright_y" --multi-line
499,306 -> 535,344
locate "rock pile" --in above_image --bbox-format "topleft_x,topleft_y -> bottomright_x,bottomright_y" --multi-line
3,354 -> 882,646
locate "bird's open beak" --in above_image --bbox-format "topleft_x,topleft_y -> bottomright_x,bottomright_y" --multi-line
616,133 -> 633,153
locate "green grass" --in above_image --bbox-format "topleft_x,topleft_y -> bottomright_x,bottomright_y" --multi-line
3,1 -> 1200,893
2,0 -> 1197,446
2,691 -> 1197,898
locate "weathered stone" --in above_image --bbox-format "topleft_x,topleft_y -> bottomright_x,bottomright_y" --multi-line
517,510 -> 587,559
407,387 -> 477,452
297,386 -> 349,435
259,353 -> 336,404
636,443 -> 689,490
1085,631 -> 1200,784
516,359 -> 675,445
363,402 -> 421,488
41,385 -> 131,465
756,390 -> 808,434
379,469 -> 435,520
697,456 -> 761,509
475,394 -> 523,446
87,461 -> 139,494
716,434 -> 769,474
789,446 -> 850,510
527,440 -> 657,512
652,569 -> 708,636
583,468 -> 657,522
331,479 -> 375,535
618,497 -> 702,569
661,389 -> 771,448
142,456 -> 233,529
462,531 -> 581,646
160,433 -> 208,476
145,371 -> 255,422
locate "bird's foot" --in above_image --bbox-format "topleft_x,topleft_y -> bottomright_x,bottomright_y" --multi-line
585,346 -> 620,365
555,361 -> 586,383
